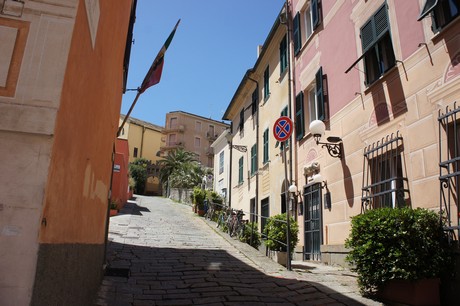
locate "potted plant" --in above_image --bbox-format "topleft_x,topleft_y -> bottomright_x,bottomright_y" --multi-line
191,187 -> 206,216
345,207 -> 452,305
109,199 -> 118,217
265,213 -> 299,266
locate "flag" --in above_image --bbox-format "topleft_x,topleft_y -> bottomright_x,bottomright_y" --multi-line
139,19 -> 180,93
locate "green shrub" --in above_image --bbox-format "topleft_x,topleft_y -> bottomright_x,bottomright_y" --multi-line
239,222 -> 261,249
191,187 -> 206,209
265,213 -> 299,254
345,207 -> 452,294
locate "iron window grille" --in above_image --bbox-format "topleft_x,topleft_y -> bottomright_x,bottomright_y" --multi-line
438,102 -> 460,242
361,131 -> 410,212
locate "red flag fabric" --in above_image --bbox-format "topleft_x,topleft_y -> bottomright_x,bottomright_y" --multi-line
139,19 -> 180,93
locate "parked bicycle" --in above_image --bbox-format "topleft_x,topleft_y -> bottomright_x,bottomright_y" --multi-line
228,209 -> 245,237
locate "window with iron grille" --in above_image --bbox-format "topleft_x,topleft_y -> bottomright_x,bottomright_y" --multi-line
438,102 -> 460,240
361,132 -> 410,211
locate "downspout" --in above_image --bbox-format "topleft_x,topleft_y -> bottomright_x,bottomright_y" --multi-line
247,73 -> 259,220
228,135 -> 233,208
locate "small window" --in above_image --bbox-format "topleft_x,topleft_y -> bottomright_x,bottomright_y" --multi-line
279,34 -> 288,74
293,12 -> 302,54
250,144 -> 257,175
263,129 -> 269,164
418,0 -> 460,32
133,147 -> 138,158
263,66 -> 270,100
307,67 -> 326,124
360,4 -> 396,85
194,137 -> 201,148
303,0 -> 321,40
195,121 -> 202,132
238,156 -> 244,184
280,107 -> 289,150
239,109 -> 244,132
169,117 -> 177,129
219,151 -> 224,174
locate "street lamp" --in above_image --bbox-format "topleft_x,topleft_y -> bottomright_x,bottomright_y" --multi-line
309,120 -> 343,159
225,132 -> 247,152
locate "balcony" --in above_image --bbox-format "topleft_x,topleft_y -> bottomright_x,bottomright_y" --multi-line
164,124 -> 185,133
206,131 -> 218,141
160,141 -> 184,151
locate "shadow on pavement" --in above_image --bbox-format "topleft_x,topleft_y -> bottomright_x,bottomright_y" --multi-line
116,201 -> 151,216
97,241 -> 368,305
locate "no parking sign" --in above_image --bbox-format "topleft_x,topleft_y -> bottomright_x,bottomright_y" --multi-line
273,116 -> 293,142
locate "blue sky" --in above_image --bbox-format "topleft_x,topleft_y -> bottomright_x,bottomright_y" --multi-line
121,0 -> 286,127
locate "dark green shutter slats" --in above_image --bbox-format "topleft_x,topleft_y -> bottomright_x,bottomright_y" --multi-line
280,34 -> 288,73
312,0 -> 320,29
316,67 -> 325,121
418,0 -> 438,21
361,4 -> 389,52
293,12 -> 301,54
295,92 -> 305,140
251,144 -> 257,174
263,129 -> 269,163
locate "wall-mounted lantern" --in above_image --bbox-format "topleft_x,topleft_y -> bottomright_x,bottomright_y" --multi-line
309,120 -> 343,159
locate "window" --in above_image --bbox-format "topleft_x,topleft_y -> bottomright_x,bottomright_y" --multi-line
361,132 -> 410,211
195,121 -> 202,132
360,4 -> 396,85
194,137 -> 201,148
293,0 -> 321,55
263,129 -> 269,164
252,87 -> 258,116
295,92 -> 305,140
238,156 -> 244,184
263,66 -> 270,100
219,151 -> 224,174
239,109 -> 244,131
418,0 -> 460,32
208,125 -> 215,137
169,117 -> 177,129
133,147 -> 138,158
279,34 -> 288,74
303,0 -> 321,40
309,67 -> 326,122
293,12 -> 302,54
250,144 -> 257,175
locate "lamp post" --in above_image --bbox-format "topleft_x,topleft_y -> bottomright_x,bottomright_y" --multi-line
309,120 -> 343,159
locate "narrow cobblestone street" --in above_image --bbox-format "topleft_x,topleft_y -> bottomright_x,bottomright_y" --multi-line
95,196 -> 380,306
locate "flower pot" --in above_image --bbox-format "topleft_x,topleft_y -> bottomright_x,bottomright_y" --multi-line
110,209 -> 118,217
376,278 -> 440,306
197,209 -> 205,217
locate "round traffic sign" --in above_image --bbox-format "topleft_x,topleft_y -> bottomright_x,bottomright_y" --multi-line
273,116 -> 293,142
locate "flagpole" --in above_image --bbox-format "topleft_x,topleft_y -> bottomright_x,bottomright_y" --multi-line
117,88 -> 141,137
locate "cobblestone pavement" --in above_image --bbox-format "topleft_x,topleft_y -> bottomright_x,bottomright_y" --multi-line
95,196 -> 381,306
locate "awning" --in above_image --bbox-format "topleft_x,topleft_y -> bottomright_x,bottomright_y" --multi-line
418,0 -> 438,21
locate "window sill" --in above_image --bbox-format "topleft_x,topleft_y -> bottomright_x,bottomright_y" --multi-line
431,16 -> 460,45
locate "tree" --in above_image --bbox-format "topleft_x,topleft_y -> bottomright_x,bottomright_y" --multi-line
158,149 -> 201,190
129,158 -> 149,194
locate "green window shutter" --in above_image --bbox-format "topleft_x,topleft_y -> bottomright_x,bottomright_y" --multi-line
239,108 -> 244,131
238,156 -> 244,183
279,34 -> 288,74
360,4 -> 389,52
293,12 -> 301,55
263,129 -> 269,163
264,66 -> 270,99
312,0 -> 320,30
280,107 -> 289,150
295,92 -> 305,140
316,67 -> 325,121
251,87 -> 258,116
251,144 -> 257,175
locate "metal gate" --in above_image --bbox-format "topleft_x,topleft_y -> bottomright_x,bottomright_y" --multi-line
304,183 -> 322,261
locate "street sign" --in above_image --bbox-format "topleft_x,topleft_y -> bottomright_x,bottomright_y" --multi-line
273,116 -> 293,142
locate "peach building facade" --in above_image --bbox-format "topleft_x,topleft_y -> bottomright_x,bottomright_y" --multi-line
289,0 -> 460,264
161,111 -> 229,168
0,0 -> 135,304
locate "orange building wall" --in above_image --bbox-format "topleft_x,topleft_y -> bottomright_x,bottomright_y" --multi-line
39,0 -> 132,244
